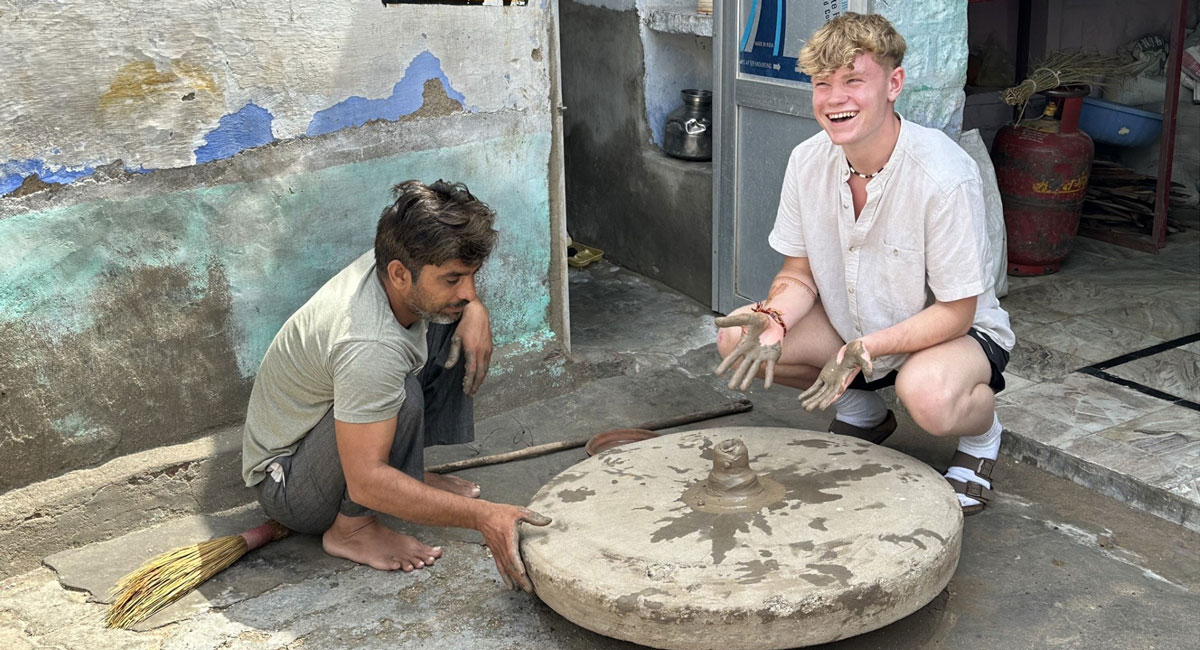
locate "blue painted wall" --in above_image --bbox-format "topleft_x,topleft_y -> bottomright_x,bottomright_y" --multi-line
1,50 -> 478,194
307,52 -> 470,137
195,103 -> 276,164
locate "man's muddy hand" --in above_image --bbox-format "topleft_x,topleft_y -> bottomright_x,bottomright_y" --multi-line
446,301 -> 493,397
714,312 -> 783,391
798,339 -> 873,411
478,505 -> 552,592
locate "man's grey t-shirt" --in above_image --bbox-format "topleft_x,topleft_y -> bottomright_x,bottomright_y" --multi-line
242,251 -> 428,486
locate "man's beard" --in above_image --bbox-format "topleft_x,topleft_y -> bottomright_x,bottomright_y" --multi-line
406,284 -> 466,325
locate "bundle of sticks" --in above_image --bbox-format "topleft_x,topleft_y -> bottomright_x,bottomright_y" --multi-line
1081,160 -> 1193,234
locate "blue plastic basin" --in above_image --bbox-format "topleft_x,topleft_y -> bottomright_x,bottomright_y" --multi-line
1078,97 -> 1163,147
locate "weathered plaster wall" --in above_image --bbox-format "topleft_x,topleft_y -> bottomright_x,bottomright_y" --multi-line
560,0 -> 713,304
0,2 -> 552,189
882,0 -> 969,135
0,2 -> 562,491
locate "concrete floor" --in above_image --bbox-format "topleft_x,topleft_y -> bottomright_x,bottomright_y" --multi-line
3,260 -> 1200,649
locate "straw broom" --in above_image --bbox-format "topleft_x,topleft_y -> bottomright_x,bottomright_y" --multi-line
105,520 -> 289,629
1003,49 -> 1137,122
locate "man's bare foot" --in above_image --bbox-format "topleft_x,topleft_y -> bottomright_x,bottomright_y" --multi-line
424,471 -> 481,498
321,514 -> 442,572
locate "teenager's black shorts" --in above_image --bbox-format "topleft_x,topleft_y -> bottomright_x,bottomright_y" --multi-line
847,327 -> 1010,394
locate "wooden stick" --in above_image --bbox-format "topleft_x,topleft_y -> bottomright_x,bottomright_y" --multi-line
427,399 -> 753,473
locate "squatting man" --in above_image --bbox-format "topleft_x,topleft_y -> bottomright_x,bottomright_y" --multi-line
241,180 -> 549,591
716,13 -> 1015,515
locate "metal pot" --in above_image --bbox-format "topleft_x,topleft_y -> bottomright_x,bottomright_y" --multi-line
663,89 -> 712,161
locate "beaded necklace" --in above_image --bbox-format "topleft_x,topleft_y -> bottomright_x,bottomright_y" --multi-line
847,161 -> 882,179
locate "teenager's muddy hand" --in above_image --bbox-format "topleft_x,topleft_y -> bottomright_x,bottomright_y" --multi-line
798,339 -> 873,411
714,312 -> 783,391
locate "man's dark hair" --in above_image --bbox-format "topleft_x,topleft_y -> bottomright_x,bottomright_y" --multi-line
374,180 -> 498,278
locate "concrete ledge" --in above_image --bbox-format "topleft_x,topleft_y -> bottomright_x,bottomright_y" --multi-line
1002,431 -> 1199,534
0,425 -> 251,578
643,4 -> 713,37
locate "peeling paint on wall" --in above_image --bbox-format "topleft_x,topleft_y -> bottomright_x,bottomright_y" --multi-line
195,103 -> 276,164
0,2 -> 551,180
308,51 -> 468,137
0,160 -> 96,196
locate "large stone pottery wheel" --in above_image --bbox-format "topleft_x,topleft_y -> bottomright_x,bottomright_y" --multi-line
520,427 -> 962,650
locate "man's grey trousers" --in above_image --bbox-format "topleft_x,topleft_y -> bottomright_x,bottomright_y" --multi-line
255,323 -> 473,535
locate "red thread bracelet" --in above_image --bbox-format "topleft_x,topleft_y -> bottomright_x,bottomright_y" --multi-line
751,302 -> 787,336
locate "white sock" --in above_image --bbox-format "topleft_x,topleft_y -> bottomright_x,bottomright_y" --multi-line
832,389 -> 888,429
947,413 -> 1003,508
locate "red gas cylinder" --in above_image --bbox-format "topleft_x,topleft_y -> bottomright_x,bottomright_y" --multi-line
992,86 -> 1094,276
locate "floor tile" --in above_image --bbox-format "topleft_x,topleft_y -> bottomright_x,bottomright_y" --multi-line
1002,274 -> 1052,293
1000,372 -> 1033,394
996,403 -> 1090,448
1164,468 -> 1200,502
1003,339 -> 1090,383
1108,348 -> 1200,403
1063,434 -> 1181,486
1095,406 -> 1200,453
1055,249 -> 1122,275
998,373 -> 1171,433
1091,294 -> 1200,341
1151,281 -> 1200,312
1057,265 -> 1196,297
1020,315 -> 1164,364
1154,235 -> 1200,277
1182,340 -> 1200,355
1008,313 -> 1064,340
999,297 -> 1072,332
1072,236 -> 1163,265
1000,278 -> 1144,317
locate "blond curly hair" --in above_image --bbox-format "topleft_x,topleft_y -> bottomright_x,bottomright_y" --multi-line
798,13 -> 906,79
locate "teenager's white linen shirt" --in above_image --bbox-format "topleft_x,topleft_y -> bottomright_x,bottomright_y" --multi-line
768,118 -> 1014,379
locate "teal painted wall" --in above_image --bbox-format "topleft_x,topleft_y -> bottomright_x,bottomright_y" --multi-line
1,133 -> 552,376
0,128 -> 555,491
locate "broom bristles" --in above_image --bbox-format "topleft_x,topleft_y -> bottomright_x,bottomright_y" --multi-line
105,534 -> 250,629
1002,49 -> 1139,121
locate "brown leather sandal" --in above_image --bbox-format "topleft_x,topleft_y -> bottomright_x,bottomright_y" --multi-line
945,450 -> 996,516
827,410 -> 898,445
